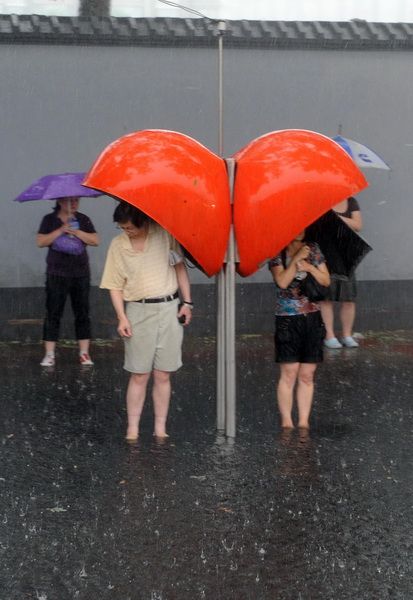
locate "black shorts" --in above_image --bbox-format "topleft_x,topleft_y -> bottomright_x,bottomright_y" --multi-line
325,273 -> 357,302
274,311 -> 325,364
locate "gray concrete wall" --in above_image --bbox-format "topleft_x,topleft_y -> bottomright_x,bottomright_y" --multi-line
1,42 -> 412,339
0,43 -> 412,289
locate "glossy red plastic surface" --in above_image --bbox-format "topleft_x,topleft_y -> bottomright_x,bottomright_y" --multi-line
84,130 -> 230,277
233,129 -> 368,277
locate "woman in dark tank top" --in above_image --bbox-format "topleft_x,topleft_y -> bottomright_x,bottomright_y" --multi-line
319,196 -> 363,349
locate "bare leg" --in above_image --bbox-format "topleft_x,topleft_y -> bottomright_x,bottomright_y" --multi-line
152,370 -> 172,437
340,302 -> 356,338
319,301 -> 335,340
40,341 -> 57,366
125,372 -> 150,440
296,363 -> 317,429
44,341 -> 56,354
277,363 -> 299,428
78,339 -> 90,354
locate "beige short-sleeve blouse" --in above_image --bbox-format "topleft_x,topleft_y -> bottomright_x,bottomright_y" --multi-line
100,223 -> 182,301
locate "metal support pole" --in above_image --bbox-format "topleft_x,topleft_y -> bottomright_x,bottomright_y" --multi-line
216,161 -> 236,437
216,20 -> 227,432
216,269 -> 226,430
224,158 -> 236,437
217,21 -> 225,157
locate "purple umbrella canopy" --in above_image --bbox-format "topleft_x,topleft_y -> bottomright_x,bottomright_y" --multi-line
14,172 -> 102,202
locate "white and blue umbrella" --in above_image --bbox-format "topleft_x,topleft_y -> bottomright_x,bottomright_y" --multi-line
333,136 -> 390,170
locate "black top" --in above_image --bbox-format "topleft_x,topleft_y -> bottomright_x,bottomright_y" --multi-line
335,197 -> 360,219
38,211 -> 96,278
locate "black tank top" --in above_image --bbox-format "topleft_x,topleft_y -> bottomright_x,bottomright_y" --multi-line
335,197 -> 360,218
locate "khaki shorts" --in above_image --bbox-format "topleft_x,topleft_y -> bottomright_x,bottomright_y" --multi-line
124,299 -> 183,373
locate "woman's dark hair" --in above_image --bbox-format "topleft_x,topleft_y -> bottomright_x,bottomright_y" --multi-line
53,197 -> 79,212
113,201 -> 151,228
303,228 -> 311,243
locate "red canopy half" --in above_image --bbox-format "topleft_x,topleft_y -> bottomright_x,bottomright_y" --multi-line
84,129 -> 231,277
233,129 -> 368,277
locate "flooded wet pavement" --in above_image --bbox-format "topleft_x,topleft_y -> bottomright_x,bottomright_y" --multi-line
1,332 -> 412,599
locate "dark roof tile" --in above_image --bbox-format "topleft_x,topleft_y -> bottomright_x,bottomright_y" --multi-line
1,14 -> 413,49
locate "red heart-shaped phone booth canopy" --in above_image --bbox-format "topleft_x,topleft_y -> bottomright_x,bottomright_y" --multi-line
233,130 -> 368,277
84,129 -> 231,277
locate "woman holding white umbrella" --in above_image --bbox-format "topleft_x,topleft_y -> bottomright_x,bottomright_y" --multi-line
322,135 -> 388,348
320,196 -> 363,348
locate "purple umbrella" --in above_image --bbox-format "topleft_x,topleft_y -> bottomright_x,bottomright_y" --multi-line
14,172 -> 102,202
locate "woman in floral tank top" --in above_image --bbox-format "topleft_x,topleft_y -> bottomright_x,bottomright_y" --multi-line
269,230 -> 330,430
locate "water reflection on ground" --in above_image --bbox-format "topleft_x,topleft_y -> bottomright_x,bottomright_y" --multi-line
0,332 -> 412,599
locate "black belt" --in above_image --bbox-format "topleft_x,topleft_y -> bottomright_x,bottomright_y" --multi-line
132,291 -> 179,304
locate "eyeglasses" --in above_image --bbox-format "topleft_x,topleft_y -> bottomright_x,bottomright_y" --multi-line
116,225 -> 137,232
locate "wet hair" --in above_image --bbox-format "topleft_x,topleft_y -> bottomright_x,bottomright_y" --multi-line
113,201 -> 151,228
